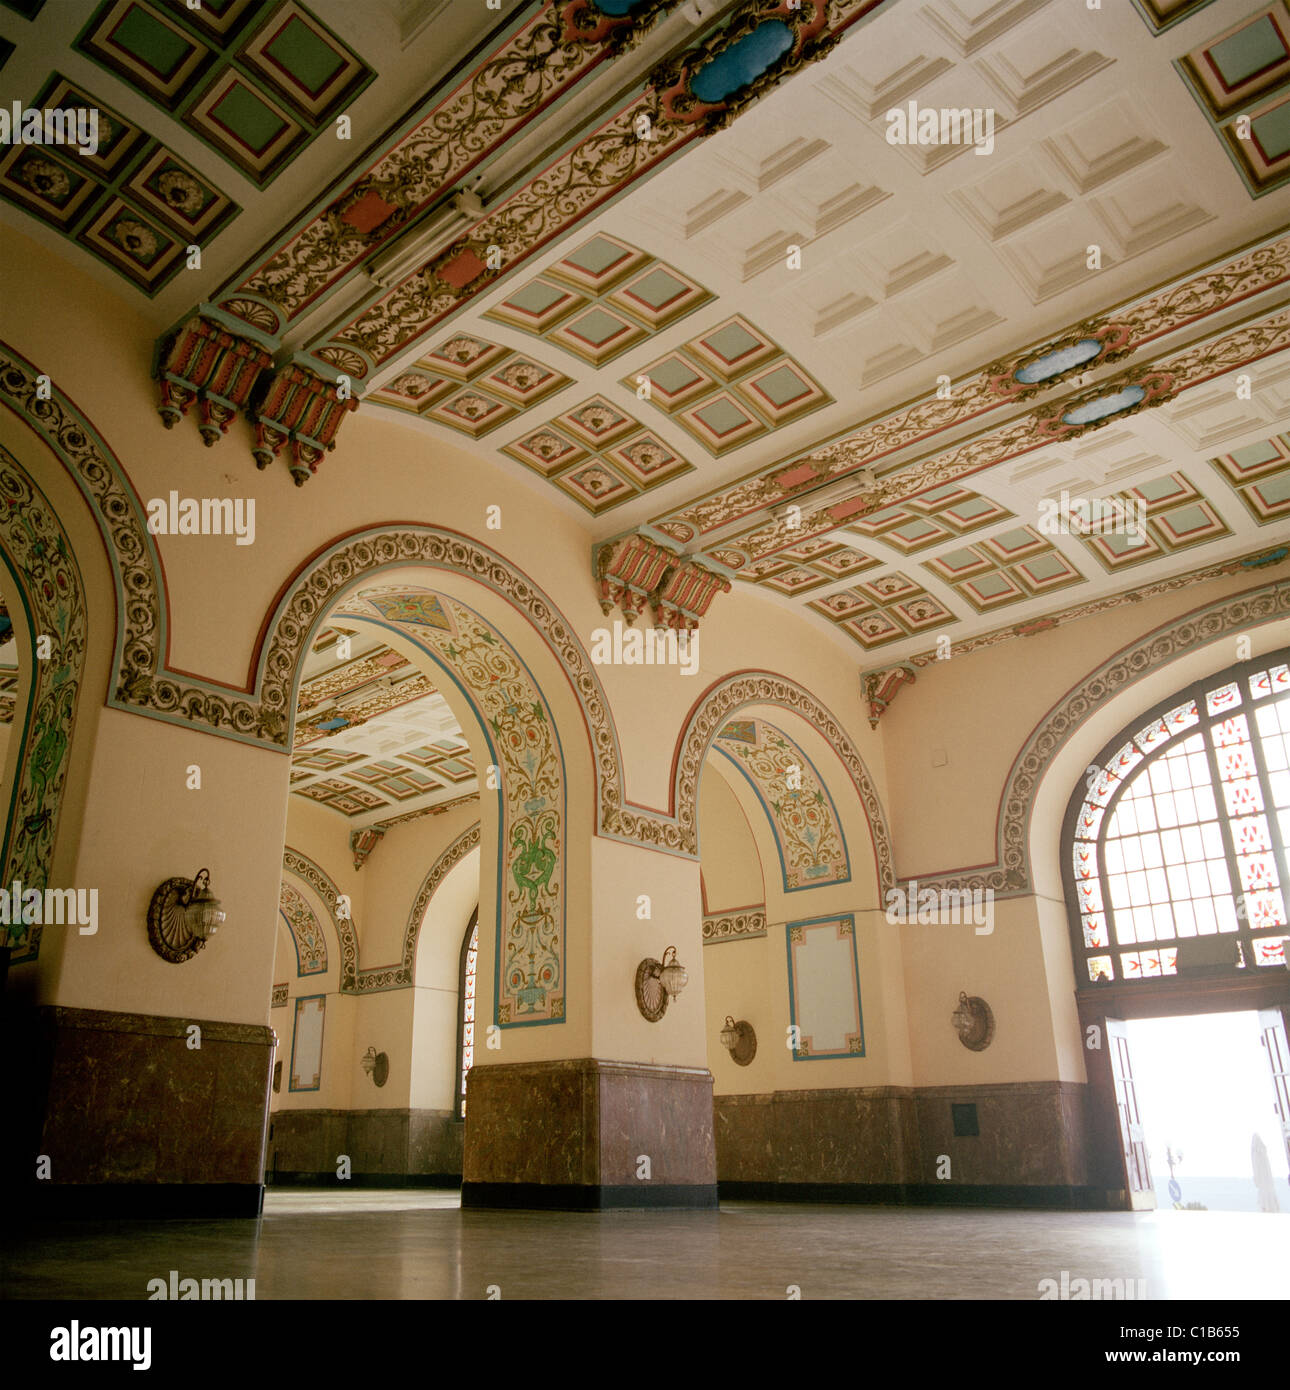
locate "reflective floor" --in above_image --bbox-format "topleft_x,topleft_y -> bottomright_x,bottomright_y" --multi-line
5,1191 -> 1288,1300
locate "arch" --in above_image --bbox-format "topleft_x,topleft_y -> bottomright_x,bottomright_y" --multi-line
332,588 -> 564,1026
1061,651 -> 1289,987
709,716 -> 850,891
0,444 -> 88,963
404,822 -> 482,985
909,578 -> 1290,897
671,672 -> 894,888
278,879 -> 327,977
281,846 -> 359,991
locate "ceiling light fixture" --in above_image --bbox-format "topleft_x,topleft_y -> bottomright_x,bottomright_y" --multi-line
365,189 -> 486,290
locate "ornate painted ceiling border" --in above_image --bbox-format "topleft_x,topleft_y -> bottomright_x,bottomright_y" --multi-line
649,231 -> 1290,550
718,302 -> 1290,567
282,845 -> 358,993
702,907 -> 767,944
0,444 -> 89,963
217,0 -> 688,334
860,542 -> 1290,726
396,822 -> 482,993
906,578 -> 1290,899
305,0 -> 889,382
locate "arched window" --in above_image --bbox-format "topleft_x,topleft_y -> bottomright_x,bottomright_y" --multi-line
1064,654 -> 1289,986
456,908 -> 478,1118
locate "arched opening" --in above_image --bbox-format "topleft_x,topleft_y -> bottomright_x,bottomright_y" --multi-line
260,557 -> 591,1190
1061,651 -> 1290,1210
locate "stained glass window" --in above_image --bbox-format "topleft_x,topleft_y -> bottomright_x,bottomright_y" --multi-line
1066,656 -> 1290,987
458,913 -> 478,1118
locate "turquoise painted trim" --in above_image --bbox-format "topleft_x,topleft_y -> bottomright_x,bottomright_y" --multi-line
784,912 -> 865,1061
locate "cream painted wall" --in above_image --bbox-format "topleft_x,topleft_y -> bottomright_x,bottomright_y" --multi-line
697,768 -> 763,912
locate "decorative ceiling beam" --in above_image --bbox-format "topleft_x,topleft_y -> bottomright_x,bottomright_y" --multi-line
649,231 -> 1290,554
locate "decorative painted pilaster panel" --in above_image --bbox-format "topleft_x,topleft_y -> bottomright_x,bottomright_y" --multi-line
785,914 -> 865,1060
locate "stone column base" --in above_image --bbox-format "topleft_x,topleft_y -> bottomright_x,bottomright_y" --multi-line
462,1058 -> 717,1209
8,1005 -> 273,1218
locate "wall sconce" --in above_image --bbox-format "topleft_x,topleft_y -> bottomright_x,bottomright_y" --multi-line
720,1016 -> 757,1066
361,1046 -> 389,1087
146,867 -> 225,963
635,945 -> 689,1022
951,991 -> 994,1051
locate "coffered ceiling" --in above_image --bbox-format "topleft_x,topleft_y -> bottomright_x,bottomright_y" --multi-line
4,0 -> 1289,686
291,625 -> 478,827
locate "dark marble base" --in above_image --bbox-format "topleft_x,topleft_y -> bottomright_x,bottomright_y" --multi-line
268,1108 -> 462,1181
462,1181 -> 719,1210
718,1181 -> 1106,1209
7,1005 -> 273,1217
716,1081 -> 1091,1190
464,1059 -> 716,1204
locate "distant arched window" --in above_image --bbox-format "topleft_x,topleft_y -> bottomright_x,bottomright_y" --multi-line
456,908 -> 479,1118
1064,654 -> 1289,986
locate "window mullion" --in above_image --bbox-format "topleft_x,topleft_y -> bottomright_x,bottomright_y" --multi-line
1198,702 -> 1252,966
1242,692 -> 1290,944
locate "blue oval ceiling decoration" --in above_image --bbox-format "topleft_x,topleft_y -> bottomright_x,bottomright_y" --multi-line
1015,337 -> 1102,384
594,0 -> 647,14
691,20 -> 794,104
1062,383 -> 1146,427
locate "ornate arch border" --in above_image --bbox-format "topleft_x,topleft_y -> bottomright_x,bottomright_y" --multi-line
281,846 -> 359,991
669,672 -> 895,888
912,578 -> 1290,897
278,879 -> 328,978
399,822 -> 482,991
0,444 -> 89,962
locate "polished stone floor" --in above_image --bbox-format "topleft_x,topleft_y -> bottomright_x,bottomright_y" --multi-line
4,1191 -> 1287,1300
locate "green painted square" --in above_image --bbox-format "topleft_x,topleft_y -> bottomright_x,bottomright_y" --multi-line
993,527 -> 1035,551
1208,15 -> 1286,88
1024,553 -> 1068,581
1255,473 -> 1290,505
211,82 -> 288,155
504,280 -> 567,316
695,398 -> 752,435
946,496 -> 995,519
970,573 -> 1012,597
703,321 -> 762,364
564,235 -> 631,276
754,364 -> 810,407
1136,476 -> 1184,502
1252,100 -> 1290,160
1229,440 -> 1281,466
649,356 -> 702,394
568,307 -> 629,347
265,15 -> 344,95
891,519 -> 940,543
917,483 -> 965,504
940,547 -> 979,571
111,6 -> 196,79
625,266 -> 689,309
1102,531 -> 1152,555
1163,503 -> 1212,535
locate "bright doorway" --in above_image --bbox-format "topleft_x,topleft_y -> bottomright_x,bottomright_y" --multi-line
1126,1012 -> 1290,1212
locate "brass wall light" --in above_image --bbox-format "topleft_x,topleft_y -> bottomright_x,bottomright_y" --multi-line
635,945 -> 689,1022
147,867 -> 225,963
720,1016 -> 757,1066
951,991 -> 994,1051
361,1046 -> 389,1087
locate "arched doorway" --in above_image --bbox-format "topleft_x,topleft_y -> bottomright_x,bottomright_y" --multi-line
1061,651 -> 1290,1209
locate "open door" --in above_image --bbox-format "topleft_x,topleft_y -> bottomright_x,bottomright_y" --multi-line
1259,1007 -> 1290,1183
1107,1018 -> 1157,1210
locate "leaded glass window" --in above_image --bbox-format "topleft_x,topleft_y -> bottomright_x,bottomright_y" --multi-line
458,914 -> 478,1117
1066,656 -> 1290,986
